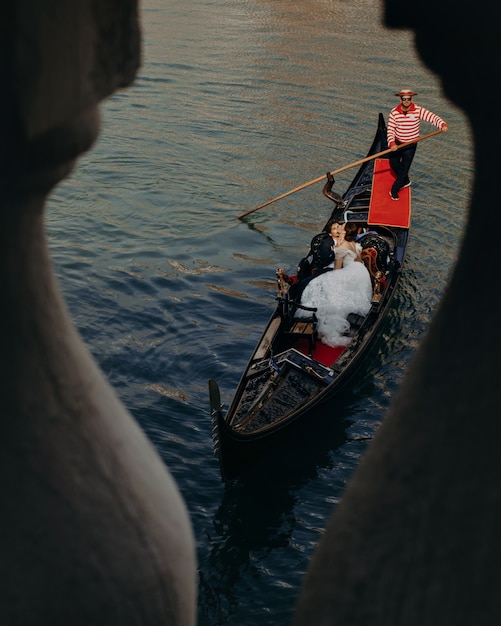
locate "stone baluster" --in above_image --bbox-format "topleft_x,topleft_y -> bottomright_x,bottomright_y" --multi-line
1,2 -> 196,624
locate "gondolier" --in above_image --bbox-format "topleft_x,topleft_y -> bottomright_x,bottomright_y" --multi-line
387,89 -> 448,200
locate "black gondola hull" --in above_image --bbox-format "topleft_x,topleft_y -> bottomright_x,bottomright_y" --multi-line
210,114 -> 410,480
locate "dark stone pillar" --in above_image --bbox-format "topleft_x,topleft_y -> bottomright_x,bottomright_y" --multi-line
0,2 -> 197,624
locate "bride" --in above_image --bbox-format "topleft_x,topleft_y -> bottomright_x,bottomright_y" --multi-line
298,220 -> 373,347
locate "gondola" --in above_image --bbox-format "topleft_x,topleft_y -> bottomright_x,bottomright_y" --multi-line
210,113 -> 410,480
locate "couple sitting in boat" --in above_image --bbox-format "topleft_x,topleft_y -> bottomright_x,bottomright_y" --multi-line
290,219 -> 374,347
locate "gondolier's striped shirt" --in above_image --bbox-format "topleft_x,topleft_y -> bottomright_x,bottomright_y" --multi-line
387,103 -> 446,146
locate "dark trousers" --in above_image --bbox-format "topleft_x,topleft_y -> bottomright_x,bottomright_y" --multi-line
389,143 -> 416,194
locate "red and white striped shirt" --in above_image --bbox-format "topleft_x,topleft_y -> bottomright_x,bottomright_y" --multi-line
387,103 -> 446,146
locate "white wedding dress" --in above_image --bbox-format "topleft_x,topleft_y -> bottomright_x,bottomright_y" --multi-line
298,246 -> 373,347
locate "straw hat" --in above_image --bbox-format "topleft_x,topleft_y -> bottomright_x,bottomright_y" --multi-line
395,89 -> 417,97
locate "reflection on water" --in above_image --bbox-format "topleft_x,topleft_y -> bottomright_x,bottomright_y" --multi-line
46,0 -> 472,624
200,404 -> 351,625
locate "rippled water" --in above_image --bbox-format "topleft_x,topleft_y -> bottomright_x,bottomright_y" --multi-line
46,1 -> 473,624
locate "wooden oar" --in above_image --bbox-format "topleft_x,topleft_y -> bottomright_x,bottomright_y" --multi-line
237,127 -> 446,219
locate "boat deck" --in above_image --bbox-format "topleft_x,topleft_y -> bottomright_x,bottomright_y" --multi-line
368,158 -> 411,228
295,337 -> 346,367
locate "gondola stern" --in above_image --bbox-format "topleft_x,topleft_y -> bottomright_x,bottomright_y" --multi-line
208,378 -> 225,460
208,379 -> 243,481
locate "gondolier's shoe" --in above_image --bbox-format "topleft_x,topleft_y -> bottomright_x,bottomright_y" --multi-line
389,190 -> 399,200
401,180 -> 412,189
